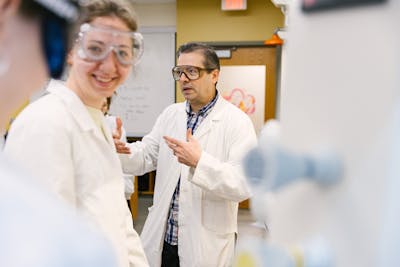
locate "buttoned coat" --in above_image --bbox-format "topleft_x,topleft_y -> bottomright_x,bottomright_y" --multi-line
120,96 -> 257,267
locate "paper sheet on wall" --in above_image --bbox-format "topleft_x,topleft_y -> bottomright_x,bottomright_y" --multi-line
218,65 -> 266,135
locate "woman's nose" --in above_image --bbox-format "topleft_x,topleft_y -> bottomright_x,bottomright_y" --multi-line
99,50 -> 119,71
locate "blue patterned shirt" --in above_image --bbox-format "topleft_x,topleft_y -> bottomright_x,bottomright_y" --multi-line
164,91 -> 219,245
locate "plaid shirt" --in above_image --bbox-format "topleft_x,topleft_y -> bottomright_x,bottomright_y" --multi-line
164,91 -> 219,245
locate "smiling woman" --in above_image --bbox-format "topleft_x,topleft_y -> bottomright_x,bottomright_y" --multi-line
66,15 -> 142,108
4,1 -> 149,267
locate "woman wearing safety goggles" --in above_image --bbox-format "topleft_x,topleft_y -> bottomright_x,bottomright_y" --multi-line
4,1 -> 149,267
76,22 -> 143,66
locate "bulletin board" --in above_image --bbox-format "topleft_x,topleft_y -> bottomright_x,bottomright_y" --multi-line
109,27 -> 176,137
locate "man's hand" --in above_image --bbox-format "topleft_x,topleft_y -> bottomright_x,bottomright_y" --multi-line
163,128 -> 201,167
113,116 -> 131,154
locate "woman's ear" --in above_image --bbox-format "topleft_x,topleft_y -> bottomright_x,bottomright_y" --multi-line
66,50 -> 74,65
0,0 -> 20,24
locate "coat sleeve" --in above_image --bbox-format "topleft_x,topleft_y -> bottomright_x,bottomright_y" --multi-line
188,111 -> 257,202
4,108 -> 77,205
119,110 -> 166,176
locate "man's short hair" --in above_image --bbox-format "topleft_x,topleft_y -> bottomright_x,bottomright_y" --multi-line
177,42 -> 220,71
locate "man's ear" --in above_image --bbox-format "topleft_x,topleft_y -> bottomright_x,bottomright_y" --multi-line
211,69 -> 220,85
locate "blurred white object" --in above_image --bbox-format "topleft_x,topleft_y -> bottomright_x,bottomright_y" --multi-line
257,0 -> 400,266
234,223 -> 334,267
243,120 -> 342,192
270,0 -> 290,27
378,102 -> 400,266
0,154 -> 117,267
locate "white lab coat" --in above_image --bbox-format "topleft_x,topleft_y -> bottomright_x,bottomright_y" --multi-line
0,153 -> 118,267
105,114 -> 134,200
4,80 -> 149,267
120,96 -> 257,267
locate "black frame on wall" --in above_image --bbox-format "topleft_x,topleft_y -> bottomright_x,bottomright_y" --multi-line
302,0 -> 387,13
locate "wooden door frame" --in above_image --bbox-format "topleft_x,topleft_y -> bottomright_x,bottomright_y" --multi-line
207,42 -> 282,208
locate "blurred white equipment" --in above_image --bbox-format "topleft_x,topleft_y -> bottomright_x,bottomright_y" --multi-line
244,120 -> 342,192
242,0 -> 400,266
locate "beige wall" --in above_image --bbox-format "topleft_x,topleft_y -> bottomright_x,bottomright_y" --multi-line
177,0 -> 284,45
131,1 -> 284,102
176,0 -> 284,101
132,3 -> 176,28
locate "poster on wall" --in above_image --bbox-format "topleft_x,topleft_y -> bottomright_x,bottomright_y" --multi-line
218,65 -> 266,135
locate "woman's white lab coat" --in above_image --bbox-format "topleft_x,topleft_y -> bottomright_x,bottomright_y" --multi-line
4,80 -> 149,267
105,114 -> 134,200
120,96 -> 257,267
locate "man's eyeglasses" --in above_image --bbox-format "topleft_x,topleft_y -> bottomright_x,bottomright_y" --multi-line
172,65 -> 214,81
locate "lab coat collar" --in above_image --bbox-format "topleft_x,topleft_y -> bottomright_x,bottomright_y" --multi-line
186,96 -> 226,140
46,80 -> 110,143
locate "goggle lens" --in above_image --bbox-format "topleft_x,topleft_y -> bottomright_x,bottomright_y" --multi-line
172,66 -> 202,81
77,23 -> 143,66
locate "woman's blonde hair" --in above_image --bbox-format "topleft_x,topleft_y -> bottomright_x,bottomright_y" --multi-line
76,0 -> 138,32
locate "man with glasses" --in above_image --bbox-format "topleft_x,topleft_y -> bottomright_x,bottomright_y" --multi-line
117,42 -> 257,267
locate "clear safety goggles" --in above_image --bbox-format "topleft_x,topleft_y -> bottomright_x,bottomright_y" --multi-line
76,23 -> 144,66
172,65 -> 214,81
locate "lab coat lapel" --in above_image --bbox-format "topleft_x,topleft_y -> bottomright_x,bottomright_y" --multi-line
100,118 -> 115,147
192,97 -> 224,140
193,117 -> 213,140
177,105 -> 187,140
46,80 -> 111,146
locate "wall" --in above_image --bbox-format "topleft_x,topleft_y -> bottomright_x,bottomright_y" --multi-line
177,0 -> 283,44
176,0 -> 284,101
130,1 -> 284,103
132,3 -> 176,28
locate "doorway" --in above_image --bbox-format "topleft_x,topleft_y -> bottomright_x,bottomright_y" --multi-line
217,45 -> 281,208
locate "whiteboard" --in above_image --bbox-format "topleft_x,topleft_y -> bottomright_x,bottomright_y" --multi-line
109,27 -> 176,137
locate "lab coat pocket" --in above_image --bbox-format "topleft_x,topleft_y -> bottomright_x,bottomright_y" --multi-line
202,197 -> 235,234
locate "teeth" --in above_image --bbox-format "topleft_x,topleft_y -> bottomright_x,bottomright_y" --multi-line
96,77 -> 112,83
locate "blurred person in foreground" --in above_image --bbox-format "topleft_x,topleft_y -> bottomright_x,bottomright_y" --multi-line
116,42 -> 257,267
4,0 -> 149,266
0,0 -> 118,266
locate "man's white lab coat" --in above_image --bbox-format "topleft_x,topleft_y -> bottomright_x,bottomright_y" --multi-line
4,80 -> 149,267
120,96 -> 257,267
